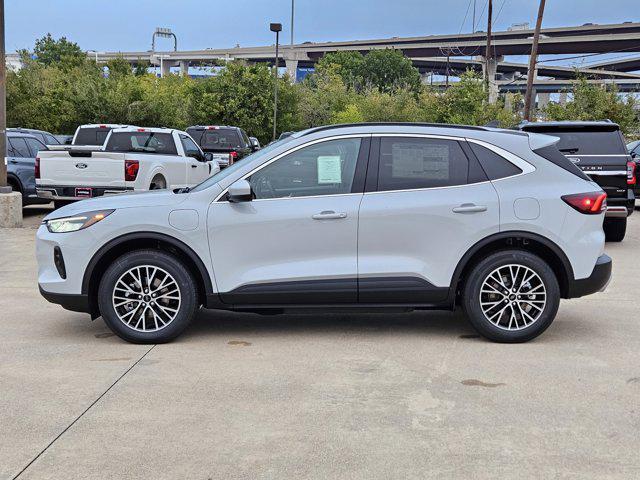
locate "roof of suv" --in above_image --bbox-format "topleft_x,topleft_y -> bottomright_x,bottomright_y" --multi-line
519,120 -> 620,130
187,126 -> 241,130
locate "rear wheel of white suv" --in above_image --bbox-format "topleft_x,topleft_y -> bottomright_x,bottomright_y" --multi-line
462,250 -> 560,343
98,250 -> 199,343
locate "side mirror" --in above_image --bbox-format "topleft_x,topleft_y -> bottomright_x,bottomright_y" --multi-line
228,179 -> 252,203
204,152 -> 214,162
249,137 -> 261,151
631,151 -> 638,159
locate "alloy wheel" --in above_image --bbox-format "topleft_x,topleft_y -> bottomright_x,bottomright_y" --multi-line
112,265 -> 181,332
479,264 -> 547,331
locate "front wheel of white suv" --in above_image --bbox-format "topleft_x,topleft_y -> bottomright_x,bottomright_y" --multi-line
97,250 -> 199,343
462,250 -> 560,343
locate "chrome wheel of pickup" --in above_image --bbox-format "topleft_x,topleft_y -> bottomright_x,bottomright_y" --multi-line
112,265 -> 181,332
479,264 -> 547,331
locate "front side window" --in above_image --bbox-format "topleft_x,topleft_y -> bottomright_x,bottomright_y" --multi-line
247,138 -> 362,199
180,134 -> 201,157
105,132 -> 177,155
377,137 -> 469,191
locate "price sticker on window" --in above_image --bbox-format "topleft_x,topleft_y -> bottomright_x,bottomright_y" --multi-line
317,156 -> 342,184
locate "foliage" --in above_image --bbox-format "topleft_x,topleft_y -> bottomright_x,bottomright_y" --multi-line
544,78 -> 638,135
316,49 -> 421,93
19,33 -> 85,69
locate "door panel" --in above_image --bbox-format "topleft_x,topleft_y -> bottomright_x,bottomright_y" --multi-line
207,136 -> 367,305
209,195 -> 361,303
357,136 -> 500,303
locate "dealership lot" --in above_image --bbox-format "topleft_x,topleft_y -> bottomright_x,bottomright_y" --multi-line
2,206 -> 640,479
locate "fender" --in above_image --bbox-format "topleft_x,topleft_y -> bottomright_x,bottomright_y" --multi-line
146,165 -> 167,189
447,230 -> 575,303
81,231 -> 214,295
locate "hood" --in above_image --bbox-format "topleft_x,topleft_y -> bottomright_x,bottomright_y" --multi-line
44,190 -> 188,220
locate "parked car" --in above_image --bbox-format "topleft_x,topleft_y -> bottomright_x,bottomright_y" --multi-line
37,123 -> 611,344
519,121 -> 635,242
249,136 -> 261,150
186,126 -> 256,168
8,128 -> 60,146
5,131 -> 50,205
71,124 -> 133,146
36,127 -> 219,209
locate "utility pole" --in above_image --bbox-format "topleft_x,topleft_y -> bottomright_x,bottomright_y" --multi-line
0,0 -> 7,191
290,0 -> 295,46
472,0 -> 476,33
484,0 -> 492,88
524,0 -> 546,121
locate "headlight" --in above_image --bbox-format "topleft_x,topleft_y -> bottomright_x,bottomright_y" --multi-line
44,210 -> 114,233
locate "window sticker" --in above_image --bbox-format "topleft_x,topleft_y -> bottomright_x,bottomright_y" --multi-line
317,155 -> 342,184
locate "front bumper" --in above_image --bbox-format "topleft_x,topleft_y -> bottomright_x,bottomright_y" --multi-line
566,254 -> 612,299
37,185 -> 133,201
39,285 -> 90,314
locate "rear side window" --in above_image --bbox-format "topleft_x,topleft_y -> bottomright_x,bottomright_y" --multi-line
44,134 -> 59,145
74,127 -> 113,146
9,137 -> 30,158
468,142 -> 523,180
105,132 -> 177,155
377,137 -> 469,191
533,144 -> 592,181
25,137 -> 46,157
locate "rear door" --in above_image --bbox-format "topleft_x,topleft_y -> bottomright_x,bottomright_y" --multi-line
357,135 -> 500,303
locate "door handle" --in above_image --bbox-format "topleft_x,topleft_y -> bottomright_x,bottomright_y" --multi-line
452,203 -> 487,213
312,210 -> 347,220
8,159 -> 18,164
191,164 -> 198,168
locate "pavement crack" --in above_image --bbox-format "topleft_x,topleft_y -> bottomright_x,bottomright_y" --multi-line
11,344 -> 157,480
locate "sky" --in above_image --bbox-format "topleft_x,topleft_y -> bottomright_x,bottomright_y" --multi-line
5,0 -> 640,67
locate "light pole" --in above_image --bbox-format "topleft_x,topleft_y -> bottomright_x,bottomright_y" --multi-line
290,0 -> 295,46
270,23 -> 282,141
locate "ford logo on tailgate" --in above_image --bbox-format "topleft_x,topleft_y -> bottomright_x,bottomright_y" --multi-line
75,163 -> 88,169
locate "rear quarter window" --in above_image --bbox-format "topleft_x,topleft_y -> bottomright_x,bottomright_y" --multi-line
468,142 -> 523,180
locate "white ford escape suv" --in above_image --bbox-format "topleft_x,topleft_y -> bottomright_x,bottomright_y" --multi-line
37,123 -> 612,344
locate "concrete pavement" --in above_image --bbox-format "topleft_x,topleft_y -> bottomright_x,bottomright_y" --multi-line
1,205 -> 639,479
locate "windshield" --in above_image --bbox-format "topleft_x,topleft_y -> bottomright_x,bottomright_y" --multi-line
190,136 -> 295,192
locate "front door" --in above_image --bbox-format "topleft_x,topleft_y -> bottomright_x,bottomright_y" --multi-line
208,136 -> 369,305
357,135 -> 500,303
180,134 -> 211,184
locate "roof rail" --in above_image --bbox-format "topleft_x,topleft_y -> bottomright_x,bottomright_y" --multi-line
299,122 -> 489,136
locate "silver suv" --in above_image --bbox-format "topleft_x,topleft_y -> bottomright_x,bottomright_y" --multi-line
37,123 -> 612,344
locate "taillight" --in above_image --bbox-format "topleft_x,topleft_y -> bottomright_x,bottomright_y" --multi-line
124,159 -> 139,181
627,161 -> 636,185
562,192 -> 607,215
229,151 -> 238,165
35,157 -> 40,179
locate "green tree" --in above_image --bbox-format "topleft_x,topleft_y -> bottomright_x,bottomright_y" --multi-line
315,51 -> 365,89
360,49 -> 421,93
31,33 -> 85,67
544,78 -> 638,135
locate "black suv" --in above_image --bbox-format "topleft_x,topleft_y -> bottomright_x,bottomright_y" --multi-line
519,121 -> 635,242
186,126 -> 256,169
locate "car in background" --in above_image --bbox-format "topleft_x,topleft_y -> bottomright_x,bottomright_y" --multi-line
5,131 -> 50,206
627,140 -> 640,199
519,121 -> 635,242
37,126 -> 219,208
8,128 -> 60,146
38,123 -> 611,344
186,126 -> 256,168
55,134 -> 74,145
71,124 -> 133,146
249,136 -> 261,150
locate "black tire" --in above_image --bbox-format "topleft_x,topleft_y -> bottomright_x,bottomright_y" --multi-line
462,250 -> 560,343
97,249 -> 199,344
603,217 -> 626,242
150,175 -> 166,190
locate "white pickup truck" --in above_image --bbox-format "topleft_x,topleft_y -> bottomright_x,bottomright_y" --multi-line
36,127 -> 219,207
